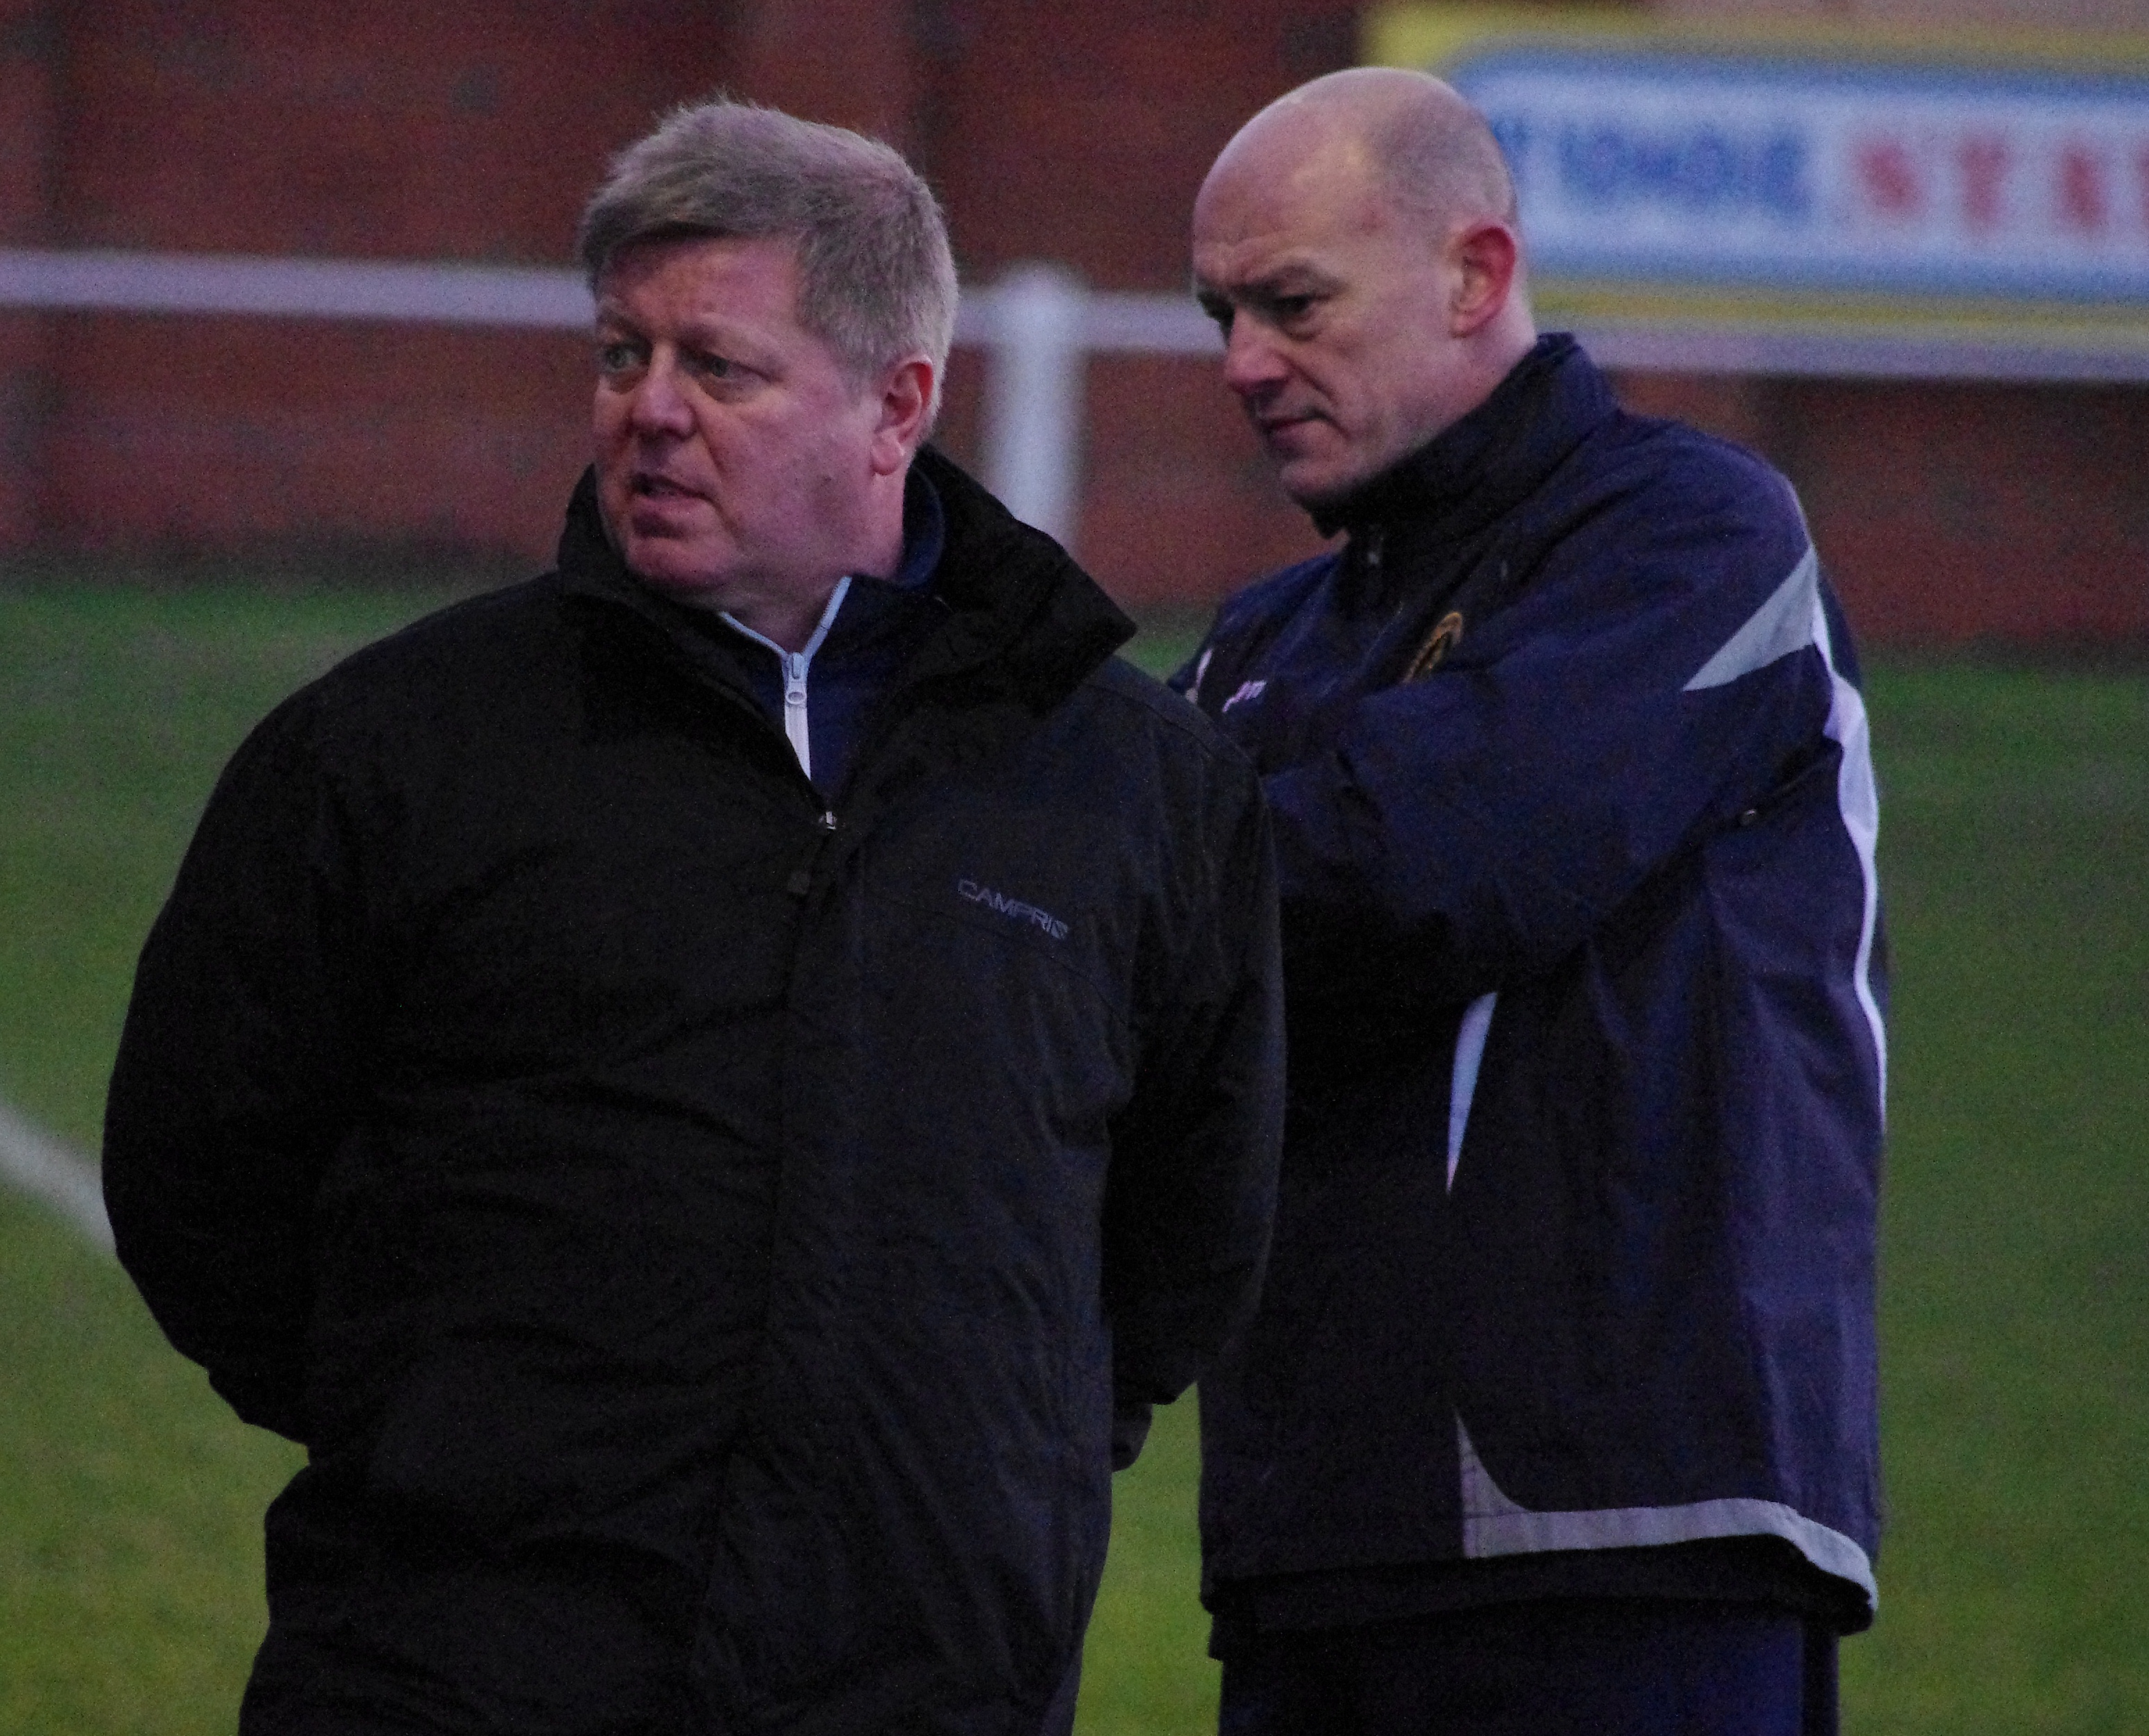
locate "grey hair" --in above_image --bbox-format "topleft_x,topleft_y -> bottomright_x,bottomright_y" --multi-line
578,99 -> 958,414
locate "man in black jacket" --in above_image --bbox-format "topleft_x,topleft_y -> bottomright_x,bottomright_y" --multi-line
1179,69 -> 1884,1736
103,100 -> 1284,1736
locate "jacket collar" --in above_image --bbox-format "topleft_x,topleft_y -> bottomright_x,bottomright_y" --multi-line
899,444 -> 1135,708
554,445 -> 1134,719
1313,334 -> 1617,561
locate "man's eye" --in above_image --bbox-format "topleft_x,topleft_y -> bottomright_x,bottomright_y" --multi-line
596,341 -> 642,376
1272,295 -> 1316,323
689,353 -> 736,382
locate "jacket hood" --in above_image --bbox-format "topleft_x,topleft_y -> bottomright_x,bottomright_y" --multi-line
553,446 -> 1135,721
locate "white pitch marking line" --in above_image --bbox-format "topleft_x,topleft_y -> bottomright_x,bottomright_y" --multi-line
0,1096 -> 113,1255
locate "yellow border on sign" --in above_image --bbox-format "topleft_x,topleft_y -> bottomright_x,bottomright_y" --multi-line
1364,5 -> 2149,78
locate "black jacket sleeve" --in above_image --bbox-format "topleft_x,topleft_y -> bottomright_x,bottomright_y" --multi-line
102,695 -> 372,1441
1101,747 -> 1284,1468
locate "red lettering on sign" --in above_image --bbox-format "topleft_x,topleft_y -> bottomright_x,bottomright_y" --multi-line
1857,137 -> 1923,219
1956,134 -> 2009,232
2059,144 -> 2107,234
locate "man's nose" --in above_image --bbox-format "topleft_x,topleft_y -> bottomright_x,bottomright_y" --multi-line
1220,318 -> 1288,398
625,354 -> 695,435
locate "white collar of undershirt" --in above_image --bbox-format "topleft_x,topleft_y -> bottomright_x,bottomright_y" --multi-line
717,576 -> 853,778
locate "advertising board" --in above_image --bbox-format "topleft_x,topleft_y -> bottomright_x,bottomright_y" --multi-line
1369,6 -> 2149,377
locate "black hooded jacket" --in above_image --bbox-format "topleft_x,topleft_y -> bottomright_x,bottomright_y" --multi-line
103,447 -> 1284,1736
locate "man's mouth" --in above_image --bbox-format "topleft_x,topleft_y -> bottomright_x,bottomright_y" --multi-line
631,473 -> 697,500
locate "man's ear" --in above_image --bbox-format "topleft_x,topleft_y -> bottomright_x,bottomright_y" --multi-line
1447,221 -> 1519,338
870,356 -> 936,476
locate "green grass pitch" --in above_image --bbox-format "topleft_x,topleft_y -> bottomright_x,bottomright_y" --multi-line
1,583 -> 2143,1734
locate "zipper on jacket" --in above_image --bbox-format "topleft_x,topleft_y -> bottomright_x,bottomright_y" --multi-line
786,810 -> 841,899
715,577 -> 849,786
781,651 -> 811,778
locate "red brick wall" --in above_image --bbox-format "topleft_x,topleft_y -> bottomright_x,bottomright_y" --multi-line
17,0 -> 728,562
0,0 -> 1355,590
916,0 -> 1358,608
0,0 -> 59,546
1775,378 -> 2149,645
1,0 -> 2144,645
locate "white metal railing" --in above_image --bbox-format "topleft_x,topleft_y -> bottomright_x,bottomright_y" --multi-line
5,246 -> 2148,548
968,262 -> 1217,540
0,247 -> 593,327
0,247 -> 1222,544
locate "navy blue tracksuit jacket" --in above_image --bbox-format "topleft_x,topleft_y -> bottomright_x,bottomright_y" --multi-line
1178,337 -> 1886,1645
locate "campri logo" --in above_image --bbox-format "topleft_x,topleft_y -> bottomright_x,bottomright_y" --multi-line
957,878 -> 1070,941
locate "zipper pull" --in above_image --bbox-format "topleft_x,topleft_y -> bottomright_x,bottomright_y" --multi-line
778,651 -> 815,781
782,812 -> 829,894
787,813 -> 839,898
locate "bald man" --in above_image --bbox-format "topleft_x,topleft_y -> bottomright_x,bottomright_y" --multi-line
1173,70 -> 1885,1736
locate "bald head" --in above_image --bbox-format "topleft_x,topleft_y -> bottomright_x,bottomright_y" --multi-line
1191,69 -> 1536,511
1204,68 -> 1518,243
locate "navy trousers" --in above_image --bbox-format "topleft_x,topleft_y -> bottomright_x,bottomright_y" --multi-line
1218,1599 -> 1839,1736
